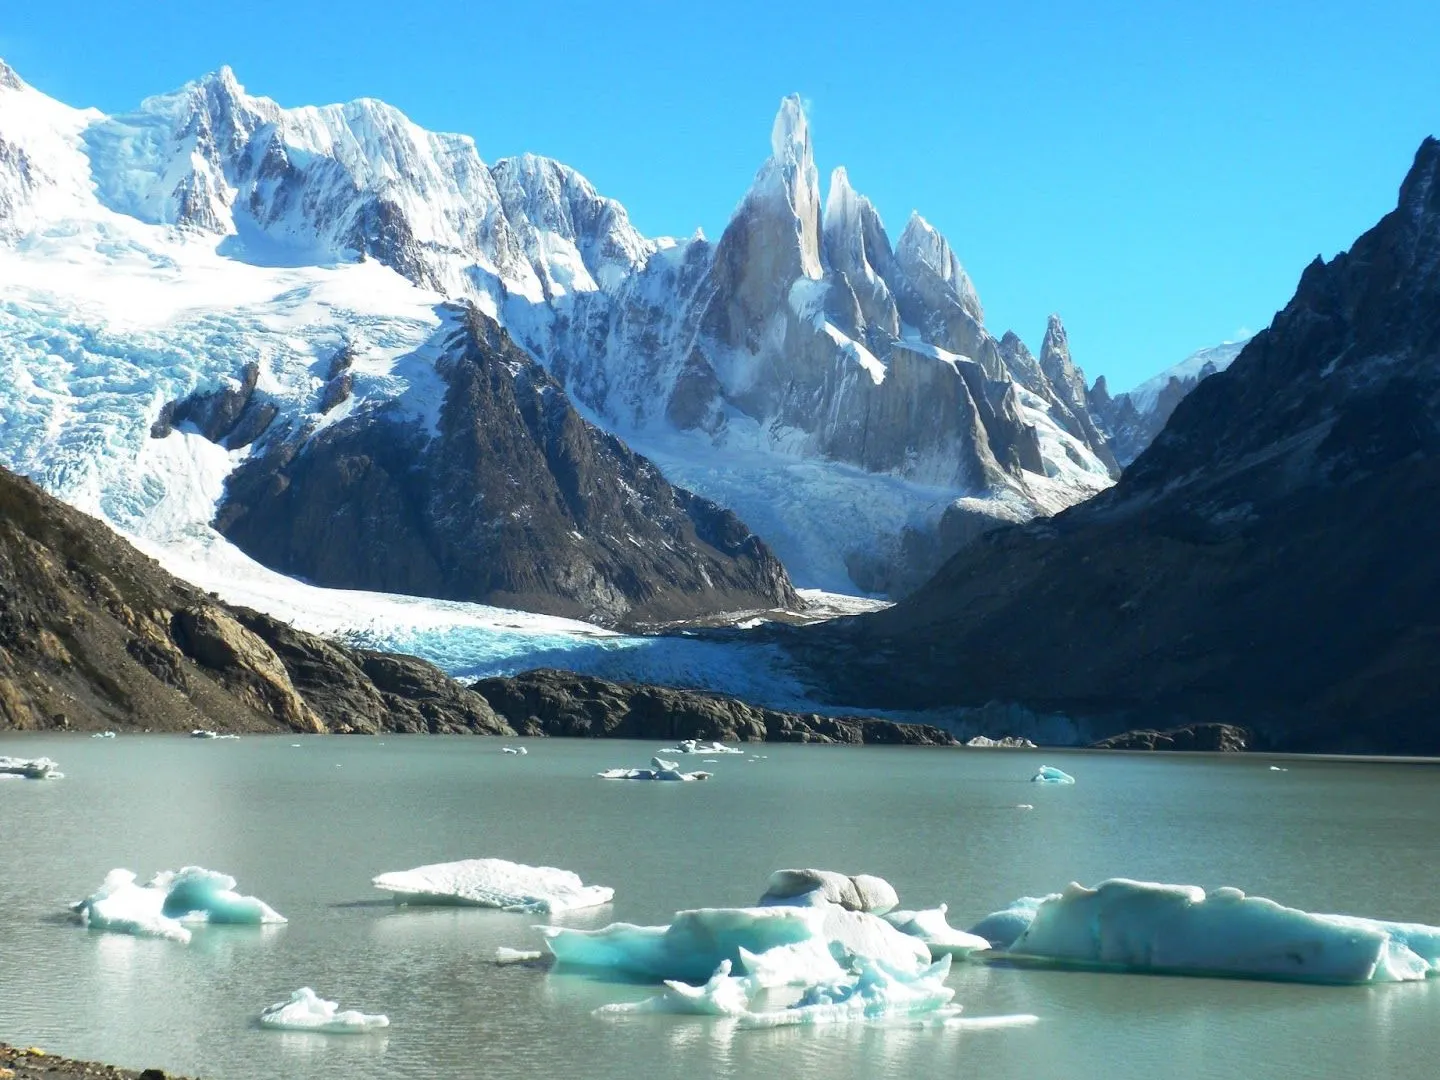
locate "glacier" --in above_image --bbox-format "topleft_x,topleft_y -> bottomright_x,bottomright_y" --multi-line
371,858 -> 613,914
258,988 -> 389,1033
70,867 -> 286,944
977,879 -> 1440,984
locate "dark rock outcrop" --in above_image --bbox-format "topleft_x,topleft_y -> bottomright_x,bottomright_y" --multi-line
149,361 -> 276,448
215,306 -> 798,628
783,138 -> 1440,756
472,669 -> 957,745
0,462 -> 511,735
1089,724 -> 1250,752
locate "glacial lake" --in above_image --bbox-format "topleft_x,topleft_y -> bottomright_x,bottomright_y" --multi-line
2,735 -> 1439,1080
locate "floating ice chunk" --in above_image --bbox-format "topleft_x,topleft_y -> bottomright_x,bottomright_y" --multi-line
494,946 -> 546,965
944,1013 -> 1041,1031
736,938 -> 848,988
883,904 -> 991,958
966,736 -> 1037,748
1269,766 -> 1288,772
598,755 -> 711,781
0,756 -> 64,779
502,746 -> 528,755
259,988 -> 389,1033
966,897 -> 1045,949
372,858 -> 614,913
988,878 -> 1440,984
598,955 -> 962,1027
71,867 -> 286,944
1030,765 -> 1075,784
91,731 -> 117,739
544,902 -> 928,982
1016,804 -> 1034,810
758,869 -> 899,914
190,729 -> 217,739
660,740 -> 745,755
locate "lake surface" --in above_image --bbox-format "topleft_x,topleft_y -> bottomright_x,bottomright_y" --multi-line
2,735 -> 1439,1080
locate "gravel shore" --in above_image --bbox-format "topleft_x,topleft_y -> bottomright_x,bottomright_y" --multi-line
0,1045 -> 195,1080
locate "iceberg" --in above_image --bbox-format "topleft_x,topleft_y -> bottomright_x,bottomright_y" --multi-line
91,731 -> 117,739
598,756 -> 711,781
189,729 -> 239,739
259,988 -> 389,1033
965,736 -> 1037,748
597,955 -> 962,1027
660,739 -> 745,755
502,746 -> 528,755
966,896 -> 1044,949
543,902 -> 928,983
372,857 -> 613,913
494,946 -> 546,965
71,867 -> 286,944
1030,765 -> 1075,784
0,756 -> 64,779
883,905 -> 991,958
758,868 -> 899,913
981,878 -> 1440,984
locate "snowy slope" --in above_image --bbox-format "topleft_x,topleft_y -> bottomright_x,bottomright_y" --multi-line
1123,341 -> 1247,414
0,60 -> 1115,604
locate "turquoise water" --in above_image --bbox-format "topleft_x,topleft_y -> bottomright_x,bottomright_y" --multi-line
2,735 -> 1439,1079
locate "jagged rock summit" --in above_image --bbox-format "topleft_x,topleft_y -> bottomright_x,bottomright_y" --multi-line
0,64 -> 1122,600
788,137 -> 1440,753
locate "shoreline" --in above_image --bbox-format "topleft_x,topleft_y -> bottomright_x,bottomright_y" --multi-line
0,1044 -> 194,1080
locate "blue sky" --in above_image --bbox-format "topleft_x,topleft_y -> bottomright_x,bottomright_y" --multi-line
4,0 -> 1437,390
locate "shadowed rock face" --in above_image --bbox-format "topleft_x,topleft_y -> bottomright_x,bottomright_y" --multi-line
1089,724 -> 1249,752
472,669 -> 957,745
782,138 -> 1440,755
0,462 -> 511,734
214,306 -> 797,629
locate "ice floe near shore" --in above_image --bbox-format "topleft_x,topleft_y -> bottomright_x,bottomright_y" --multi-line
1030,765 -> 1075,784
71,867 -> 286,944
259,988 -> 389,1033
0,756 -> 63,779
598,756 -> 711,781
372,858 -> 613,914
975,878 -> 1440,984
660,740 -> 745,755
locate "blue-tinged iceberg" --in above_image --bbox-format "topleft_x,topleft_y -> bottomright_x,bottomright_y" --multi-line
1030,765 -> 1075,784
372,857 -> 613,914
259,988 -> 389,1033
883,905 -> 991,958
71,867 -> 286,944
975,878 -> 1440,984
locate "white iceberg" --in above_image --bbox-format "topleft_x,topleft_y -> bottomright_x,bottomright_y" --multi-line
598,954 -> 962,1027
259,988 -> 389,1033
981,878 -> 1440,984
91,731 -> 117,739
189,729 -> 238,739
543,902 -> 928,983
494,946 -> 546,965
372,857 -> 613,914
71,867 -> 286,944
502,746 -> 528,755
883,904 -> 991,958
598,756 -> 712,781
660,739 -> 745,755
0,756 -> 63,779
966,736 -> 1037,748
1030,765 -> 1075,784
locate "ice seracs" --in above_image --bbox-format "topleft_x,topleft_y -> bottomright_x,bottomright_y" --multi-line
372,857 -> 613,913
598,756 -> 712,782
258,988 -> 389,1033
0,756 -> 63,779
977,878 -> 1440,984
1030,765 -> 1075,784
71,867 -> 286,944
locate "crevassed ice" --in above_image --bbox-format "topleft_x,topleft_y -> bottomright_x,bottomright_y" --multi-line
372,857 -> 613,914
979,878 -> 1440,984
258,988 -> 389,1033
71,867 -> 286,944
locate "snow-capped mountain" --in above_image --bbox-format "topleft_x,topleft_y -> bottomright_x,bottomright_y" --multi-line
1090,340 -> 1248,465
0,61 -> 1118,599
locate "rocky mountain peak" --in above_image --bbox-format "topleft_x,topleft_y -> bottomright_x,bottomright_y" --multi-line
894,212 -> 983,323
757,93 -> 823,280
0,58 -> 26,92
1038,313 -> 1088,407
822,166 -> 900,337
